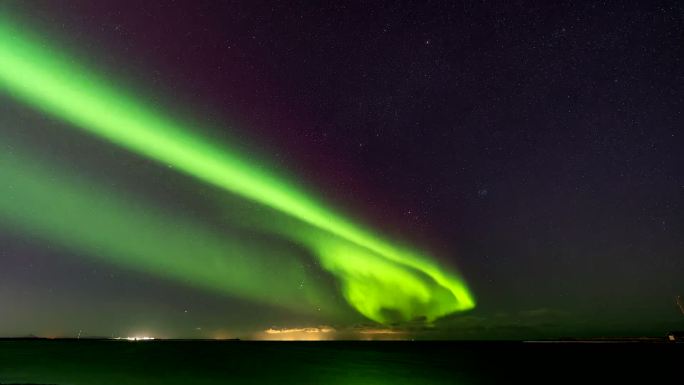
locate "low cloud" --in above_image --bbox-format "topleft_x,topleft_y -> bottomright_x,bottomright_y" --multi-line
434,308 -> 571,339
251,308 -> 572,340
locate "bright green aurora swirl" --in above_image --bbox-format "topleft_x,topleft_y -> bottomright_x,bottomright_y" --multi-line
0,18 -> 474,324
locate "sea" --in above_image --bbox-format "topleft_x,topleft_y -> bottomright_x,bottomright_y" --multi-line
0,339 -> 680,384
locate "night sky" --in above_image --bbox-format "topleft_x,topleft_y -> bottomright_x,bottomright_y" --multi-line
1,1 -> 682,339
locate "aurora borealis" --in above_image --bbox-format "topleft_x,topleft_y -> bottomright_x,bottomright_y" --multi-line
0,1 -> 682,340
0,14 -> 473,324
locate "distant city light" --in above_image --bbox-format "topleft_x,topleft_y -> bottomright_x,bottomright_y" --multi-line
265,327 -> 334,334
114,336 -> 155,341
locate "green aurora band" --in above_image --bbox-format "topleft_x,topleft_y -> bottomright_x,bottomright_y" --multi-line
0,18 -> 475,323
0,148 -> 333,314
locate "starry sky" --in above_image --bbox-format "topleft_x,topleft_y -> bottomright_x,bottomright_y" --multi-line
0,0 -> 682,339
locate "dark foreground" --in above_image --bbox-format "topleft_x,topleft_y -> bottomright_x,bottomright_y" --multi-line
0,340 -> 681,384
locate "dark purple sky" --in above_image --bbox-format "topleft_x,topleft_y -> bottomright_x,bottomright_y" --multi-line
1,0 -> 682,339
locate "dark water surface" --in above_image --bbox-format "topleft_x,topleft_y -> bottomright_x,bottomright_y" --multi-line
0,340 -> 680,384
